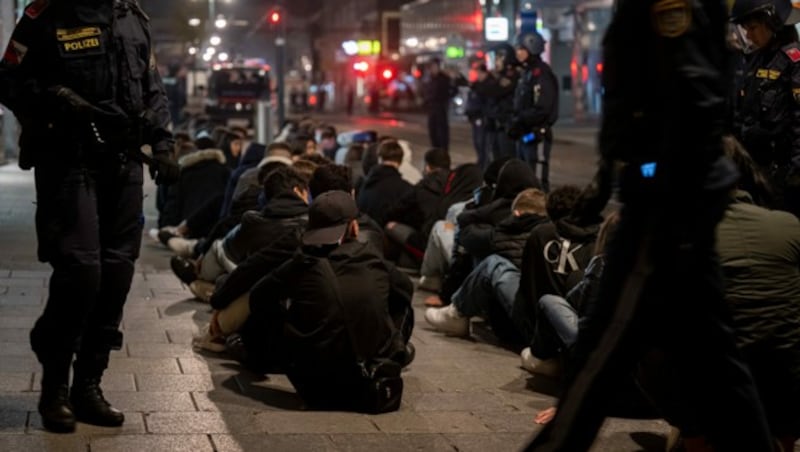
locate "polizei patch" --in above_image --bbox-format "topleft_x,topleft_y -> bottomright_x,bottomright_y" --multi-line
652,0 -> 691,38
56,27 -> 104,57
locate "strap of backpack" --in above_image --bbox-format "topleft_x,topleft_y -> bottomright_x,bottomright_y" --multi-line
319,257 -> 367,369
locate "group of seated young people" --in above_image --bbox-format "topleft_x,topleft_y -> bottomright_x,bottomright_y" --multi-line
150,125 -> 800,448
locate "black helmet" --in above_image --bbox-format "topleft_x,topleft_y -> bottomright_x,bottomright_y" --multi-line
730,0 -> 792,29
516,31 -> 546,55
491,42 -> 519,67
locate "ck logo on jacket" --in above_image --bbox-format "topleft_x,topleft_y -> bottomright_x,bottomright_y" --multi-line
543,238 -> 583,275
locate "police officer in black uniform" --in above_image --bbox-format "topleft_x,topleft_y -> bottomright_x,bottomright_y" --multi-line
510,31 -> 558,192
524,0 -> 774,449
731,0 -> 800,217
480,43 -> 519,161
423,58 -> 454,151
0,0 -> 178,433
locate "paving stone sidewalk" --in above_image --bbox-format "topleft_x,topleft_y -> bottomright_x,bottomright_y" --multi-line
0,162 -> 787,452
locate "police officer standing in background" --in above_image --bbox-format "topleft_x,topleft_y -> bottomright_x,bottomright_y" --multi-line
731,0 -> 800,217
423,58 -> 454,151
465,64 -> 492,170
481,43 -> 519,161
510,31 -> 559,192
0,0 -> 179,433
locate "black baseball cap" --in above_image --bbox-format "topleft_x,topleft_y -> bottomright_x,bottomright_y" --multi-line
302,191 -> 359,246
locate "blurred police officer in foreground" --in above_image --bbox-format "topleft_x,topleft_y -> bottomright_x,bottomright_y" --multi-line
731,0 -> 800,217
525,0 -> 773,449
0,0 -> 178,433
510,31 -> 558,192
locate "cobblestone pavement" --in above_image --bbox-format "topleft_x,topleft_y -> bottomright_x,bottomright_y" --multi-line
0,138 -> 793,451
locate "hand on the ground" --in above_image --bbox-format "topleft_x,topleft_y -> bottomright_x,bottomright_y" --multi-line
424,295 -> 443,307
386,222 -> 397,231
534,407 -> 556,425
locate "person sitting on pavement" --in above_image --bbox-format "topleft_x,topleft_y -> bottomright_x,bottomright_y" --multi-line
157,137 -> 231,241
356,140 -> 414,227
531,210 -> 619,427
514,184 -> 600,374
683,136 -> 800,450
417,161 -> 499,293
431,158 -> 539,307
384,148 -> 452,267
171,166 -> 310,301
236,191 -> 414,411
191,164 -> 389,352
231,142 -> 294,209
424,187 -> 549,344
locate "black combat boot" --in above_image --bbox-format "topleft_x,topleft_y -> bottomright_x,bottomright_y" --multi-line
38,383 -> 76,433
70,378 -> 124,427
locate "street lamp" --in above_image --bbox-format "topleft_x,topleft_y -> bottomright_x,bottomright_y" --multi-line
215,16 -> 227,29
188,46 -> 198,55
209,35 -> 221,46
218,52 -> 229,62
188,17 -> 201,27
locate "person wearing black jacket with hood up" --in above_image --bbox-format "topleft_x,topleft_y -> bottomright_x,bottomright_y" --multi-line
385,148 -> 452,263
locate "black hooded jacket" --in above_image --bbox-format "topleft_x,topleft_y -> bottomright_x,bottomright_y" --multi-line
357,164 -> 413,226
457,159 -> 539,246
246,240 -> 413,406
512,218 -> 600,342
222,192 -> 308,265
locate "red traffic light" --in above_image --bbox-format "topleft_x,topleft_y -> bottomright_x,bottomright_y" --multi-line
269,11 -> 281,24
381,68 -> 394,80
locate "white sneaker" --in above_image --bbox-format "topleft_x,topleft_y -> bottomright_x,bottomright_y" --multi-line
148,228 -> 160,242
189,280 -> 215,303
167,237 -> 198,258
191,324 -> 226,352
417,275 -> 442,293
520,347 -> 562,377
424,304 -> 470,337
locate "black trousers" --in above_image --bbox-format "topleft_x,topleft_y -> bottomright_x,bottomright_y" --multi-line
427,105 -> 450,151
31,158 -> 143,381
526,172 -> 773,451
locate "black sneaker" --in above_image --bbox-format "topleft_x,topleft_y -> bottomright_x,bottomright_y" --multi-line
170,255 -> 198,285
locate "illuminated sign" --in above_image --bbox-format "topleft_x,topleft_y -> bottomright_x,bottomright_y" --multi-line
357,40 -> 381,56
343,40 -> 382,56
485,17 -> 510,42
445,46 -> 465,59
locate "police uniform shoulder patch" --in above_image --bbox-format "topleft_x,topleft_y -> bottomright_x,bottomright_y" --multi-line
783,45 -> 800,63
651,0 -> 691,38
25,0 -> 49,19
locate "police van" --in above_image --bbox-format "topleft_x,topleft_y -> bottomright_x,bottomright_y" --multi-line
205,62 -> 271,126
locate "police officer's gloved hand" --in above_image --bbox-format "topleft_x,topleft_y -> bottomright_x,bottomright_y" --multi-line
47,85 -> 95,115
149,153 -> 180,185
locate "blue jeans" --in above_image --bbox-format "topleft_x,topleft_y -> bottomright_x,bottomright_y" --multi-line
538,294 -> 578,347
451,254 -> 520,318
